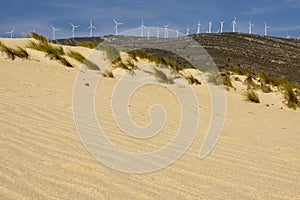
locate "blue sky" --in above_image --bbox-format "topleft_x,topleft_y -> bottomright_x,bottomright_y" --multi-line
1,0 -> 300,39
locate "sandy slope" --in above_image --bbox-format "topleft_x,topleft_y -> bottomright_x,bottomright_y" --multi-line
0,38 -> 299,199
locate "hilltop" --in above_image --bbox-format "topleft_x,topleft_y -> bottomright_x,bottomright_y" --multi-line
56,33 -> 300,83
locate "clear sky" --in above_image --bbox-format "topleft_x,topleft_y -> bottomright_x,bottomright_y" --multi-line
1,0 -> 299,39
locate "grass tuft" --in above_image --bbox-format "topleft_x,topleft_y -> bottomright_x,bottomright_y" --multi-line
0,41 -> 29,60
26,32 -> 48,43
67,50 -> 99,70
245,90 -> 260,103
282,83 -> 299,109
28,41 -> 72,67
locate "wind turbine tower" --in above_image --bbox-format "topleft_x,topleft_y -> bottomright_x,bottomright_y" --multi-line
248,22 -> 254,34
87,20 -> 96,37
232,17 -> 237,32
220,20 -> 225,33
264,22 -> 270,36
140,20 -> 146,37
186,26 -> 190,35
51,25 -> 59,40
197,21 -> 201,34
164,24 -> 169,38
7,28 -> 15,38
176,29 -> 179,38
113,19 -> 123,35
70,22 -> 80,37
208,21 -> 212,33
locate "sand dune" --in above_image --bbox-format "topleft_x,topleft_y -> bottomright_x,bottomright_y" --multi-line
0,38 -> 299,199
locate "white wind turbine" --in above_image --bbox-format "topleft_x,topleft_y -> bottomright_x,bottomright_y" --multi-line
197,21 -> 201,34
176,29 -> 179,38
232,17 -> 237,32
70,22 -> 80,37
7,28 -> 15,38
140,20 -> 146,37
51,25 -> 59,40
87,20 -> 96,37
113,19 -> 123,35
220,20 -> 225,33
156,28 -> 160,39
164,24 -> 169,38
208,20 -> 212,33
248,22 -> 254,34
186,26 -> 190,35
264,22 -> 270,36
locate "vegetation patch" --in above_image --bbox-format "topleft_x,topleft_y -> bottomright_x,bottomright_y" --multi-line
0,41 -> 29,60
67,50 -> 99,70
245,90 -> 260,103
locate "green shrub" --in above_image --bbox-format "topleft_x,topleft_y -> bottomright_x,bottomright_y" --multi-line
67,50 -> 99,70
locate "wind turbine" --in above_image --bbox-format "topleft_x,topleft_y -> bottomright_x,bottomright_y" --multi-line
197,21 -> 201,34
140,20 -> 146,37
186,26 -> 190,35
208,20 -> 212,33
7,28 -> 15,38
156,28 -> 160,39
220,20 -> 225,33
51,25 -> 59,40
164,24 -> 169,38
113,19 -> 123,35
87,20 -> 96,37
232,17 -> 237,32
70,22 -> 80,37
248,22 -> 254,34
176,29 -> 179,38
264,22 -> 270,36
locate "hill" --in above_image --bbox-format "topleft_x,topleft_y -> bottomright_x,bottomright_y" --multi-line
56,33 -> 300,83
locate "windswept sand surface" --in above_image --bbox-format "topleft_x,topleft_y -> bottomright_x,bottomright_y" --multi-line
0,39 -> 300,199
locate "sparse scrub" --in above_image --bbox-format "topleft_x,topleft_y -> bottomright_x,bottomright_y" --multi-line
67,50 -> 99,70
127,49 -> 184,72
282,83 -> 299,109
102,69 -> 114,78
26,32 -> 48,43
96,44 -> 120,62
245,90 -> 260,103
28,41 -> 72,67
153,68 -> 174,84
185,75 -> 201,85
0,41 -> 29,60
206,72 -> 223,85
220,70 -> 233,88
229,67 -> 251,76
76,41 -> 98,49
243,74 -> 259,90
0,41 -> 15,60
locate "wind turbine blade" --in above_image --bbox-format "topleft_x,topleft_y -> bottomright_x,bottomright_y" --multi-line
113,19 -> 117,24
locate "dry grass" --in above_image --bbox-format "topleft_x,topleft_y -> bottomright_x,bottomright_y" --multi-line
28,40 -> 72,67
0,41 -> 29,60
67,50 -> 99,70
245,90 -> 260,103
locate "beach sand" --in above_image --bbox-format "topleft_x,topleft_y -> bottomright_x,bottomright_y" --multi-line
0,38 -> 299,199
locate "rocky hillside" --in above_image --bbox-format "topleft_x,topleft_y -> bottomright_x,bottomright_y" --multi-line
56,33 -> 300,83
